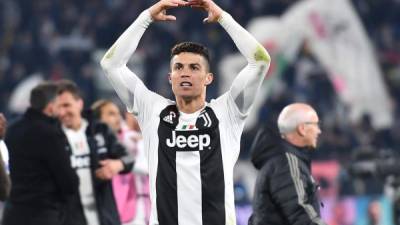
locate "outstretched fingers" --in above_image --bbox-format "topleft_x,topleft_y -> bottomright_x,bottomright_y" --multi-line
166,0 -> 188,7
150,0 -> 189,21
172,0 -> 189,6
163,14 -> 177,21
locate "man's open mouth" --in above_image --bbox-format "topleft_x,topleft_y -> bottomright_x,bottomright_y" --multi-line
180,82 -> 192,87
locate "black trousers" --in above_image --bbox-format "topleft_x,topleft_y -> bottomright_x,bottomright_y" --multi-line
2,202 -> 67,225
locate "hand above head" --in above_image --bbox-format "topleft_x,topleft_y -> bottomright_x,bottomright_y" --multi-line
187,0 -> 223,23
149,0 -> 188,21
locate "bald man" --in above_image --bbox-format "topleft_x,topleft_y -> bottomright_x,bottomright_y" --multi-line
249,103 -> 326,225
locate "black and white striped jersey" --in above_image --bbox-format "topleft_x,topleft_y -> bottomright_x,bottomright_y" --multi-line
100,8 -> 271,225
133,86 -> 245,225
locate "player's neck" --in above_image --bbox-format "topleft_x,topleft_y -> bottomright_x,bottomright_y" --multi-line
70,117 -> 84,131
176,98 -> 206,114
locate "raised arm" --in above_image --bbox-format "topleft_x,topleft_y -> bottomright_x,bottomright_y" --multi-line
100,0 -> 188,112
221,13 -> 271,114
189,0 -> 271,114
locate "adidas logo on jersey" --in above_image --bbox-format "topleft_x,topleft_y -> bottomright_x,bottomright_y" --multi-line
163,111 -> 176,124
166,131 -> 210,151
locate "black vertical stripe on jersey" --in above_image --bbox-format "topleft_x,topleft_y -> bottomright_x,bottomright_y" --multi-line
199,117 -> 225,225
157,106 -> 179,225
157,105 -> 225,225
156,124 -> 178,225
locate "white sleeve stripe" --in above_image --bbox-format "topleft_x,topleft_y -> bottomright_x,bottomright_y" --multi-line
285,153 -> 325,225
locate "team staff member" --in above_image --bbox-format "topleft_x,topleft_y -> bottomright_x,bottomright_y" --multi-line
3,82 -> 79,225
249,103 -> 326,225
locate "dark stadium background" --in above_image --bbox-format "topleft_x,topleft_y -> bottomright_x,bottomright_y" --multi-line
1,0 -> 399,224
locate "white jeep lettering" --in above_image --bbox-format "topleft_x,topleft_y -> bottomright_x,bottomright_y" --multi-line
176,135 -> 186,148
166,131 -> 211,150
187,135 -> 198,148
70,155 -> 91,169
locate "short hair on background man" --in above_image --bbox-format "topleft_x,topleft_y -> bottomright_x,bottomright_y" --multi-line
56,80 -> 82,99
29,82 -> 58,111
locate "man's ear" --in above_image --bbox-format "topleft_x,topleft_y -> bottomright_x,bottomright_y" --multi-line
168,73 -> 172,84
296,124 -> 306,137
205,73 -> 214,86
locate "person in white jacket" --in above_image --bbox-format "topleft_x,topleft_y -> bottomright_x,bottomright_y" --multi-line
100,1 -> 271,225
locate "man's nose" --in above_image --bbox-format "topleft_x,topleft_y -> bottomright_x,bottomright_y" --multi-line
180,67 -> 192,76
180,74 -> 190,78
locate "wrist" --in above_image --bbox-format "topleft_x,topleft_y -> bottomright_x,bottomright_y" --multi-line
147,7 -> 156,21
143,9 -> 154,23
217,11 -> 229,24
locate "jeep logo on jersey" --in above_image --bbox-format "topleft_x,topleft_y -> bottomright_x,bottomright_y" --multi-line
70,154 -> 91,169
166,131 -> 210,151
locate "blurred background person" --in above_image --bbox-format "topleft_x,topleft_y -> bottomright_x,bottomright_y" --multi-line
3,82 -> 79,225
249,103 -> 326,225
124,113 -> 150,225
55,80 -> 134,225
368,200 -> 382,225
91,99 -> 150,225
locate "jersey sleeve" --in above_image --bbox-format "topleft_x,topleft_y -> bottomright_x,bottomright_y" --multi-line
218,11 -> 271,116
212,92 -> 246,130
100,10 -> 167,128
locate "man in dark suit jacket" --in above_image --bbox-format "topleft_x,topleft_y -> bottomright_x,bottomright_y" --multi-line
3,82 -> 79,225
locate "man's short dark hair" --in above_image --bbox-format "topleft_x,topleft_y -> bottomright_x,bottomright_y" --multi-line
56,80 -> 82,99
30,82 -> 58,111
171,42 -> 211,70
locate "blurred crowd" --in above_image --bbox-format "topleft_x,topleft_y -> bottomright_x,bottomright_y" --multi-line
1,0 -> 400,206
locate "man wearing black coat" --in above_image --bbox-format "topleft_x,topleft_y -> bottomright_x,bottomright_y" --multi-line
55,80 -> 134,225
3,82 -> 79,225
248,103 -> 326,225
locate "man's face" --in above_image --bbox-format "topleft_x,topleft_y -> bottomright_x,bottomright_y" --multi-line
0,113 -> 6,139
302,113 -> 321,149
55,92 -> 83,129
169,52 -> 213,101
100,103 -> 121,133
